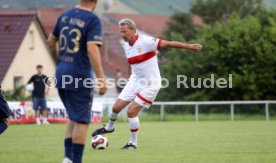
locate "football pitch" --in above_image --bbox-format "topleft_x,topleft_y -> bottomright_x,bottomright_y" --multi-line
1,121 -> 276,163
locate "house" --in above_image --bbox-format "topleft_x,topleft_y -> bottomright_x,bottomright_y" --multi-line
0,12 -> 57,99
0,8 -> 203,97
37,7 -> 70,36
104,13 -> 171,37
36,9 -> 204,80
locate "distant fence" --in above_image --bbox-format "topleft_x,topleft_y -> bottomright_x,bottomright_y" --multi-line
152,101 -> 276,121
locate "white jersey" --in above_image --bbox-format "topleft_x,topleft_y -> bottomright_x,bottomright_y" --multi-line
123,35 -> 162,82
119,34 -> 162,108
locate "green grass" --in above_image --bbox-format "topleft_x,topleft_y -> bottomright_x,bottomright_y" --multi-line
107,113 -> 276,122
1,121 -> 276,163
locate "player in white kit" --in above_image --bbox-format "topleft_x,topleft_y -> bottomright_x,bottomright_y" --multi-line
92,18 -> 202,149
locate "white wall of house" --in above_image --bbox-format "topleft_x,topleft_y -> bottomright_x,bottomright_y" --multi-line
1,19 -> 58,100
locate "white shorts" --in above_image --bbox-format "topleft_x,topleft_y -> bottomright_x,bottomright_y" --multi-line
118,78 -> 161,108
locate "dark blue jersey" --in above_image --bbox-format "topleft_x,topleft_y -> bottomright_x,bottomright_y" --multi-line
27,74 -> 47,98
0,86 -> 12,119
52,6 -> 102,90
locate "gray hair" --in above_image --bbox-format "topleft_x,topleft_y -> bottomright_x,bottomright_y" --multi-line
118,18 -> 136,32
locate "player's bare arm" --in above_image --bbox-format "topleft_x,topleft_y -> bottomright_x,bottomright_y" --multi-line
45,87 -> 50,97
160,40 -> 202,52
47,34 -> 58,61
87,43 -> 107,95
4,118 -> 11,126
128,64 -> 131,77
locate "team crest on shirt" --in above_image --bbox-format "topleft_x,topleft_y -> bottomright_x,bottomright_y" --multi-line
137,47 -> 142,54
61,16 -> 69,23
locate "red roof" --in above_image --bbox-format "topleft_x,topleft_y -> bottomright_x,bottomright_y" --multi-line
37,7 -> 70,36
0,13 -> 36,83
100,14 -> 172,78
0,7 -> 71,37
100,18 -> 129,78
101,13 -> 204,78
0,9 -> 36,15
105,13 -> 170,37
0,9 -> 203,80
192,15 -> 204,26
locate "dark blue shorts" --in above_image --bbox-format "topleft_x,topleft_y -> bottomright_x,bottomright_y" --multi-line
32,98 -> 47,111
58,89 -> 93,124
0,90 -> 12,121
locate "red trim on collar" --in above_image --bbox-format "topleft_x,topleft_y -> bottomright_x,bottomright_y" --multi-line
129,35 -> 139,46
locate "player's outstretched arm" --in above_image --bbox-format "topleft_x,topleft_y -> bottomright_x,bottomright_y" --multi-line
87,44 -> 107,95
45,87 -> 50,97
128,64 -> 131,77
160,40 -> 202,52
47,34 -> 58,61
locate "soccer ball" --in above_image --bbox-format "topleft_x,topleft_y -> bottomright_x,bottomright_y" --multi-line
26,84 -> 34,92
91,135 -> 108,150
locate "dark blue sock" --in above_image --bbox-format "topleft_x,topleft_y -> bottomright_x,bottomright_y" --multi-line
64,138 -> 73,160
0,122 -> 8,134
72,143 -> 85,163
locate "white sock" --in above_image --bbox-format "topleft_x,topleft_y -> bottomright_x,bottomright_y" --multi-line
128,116 -> 140,145
105,112 -> 118,131
43,117 -> 48,123
36,118 -> 40,124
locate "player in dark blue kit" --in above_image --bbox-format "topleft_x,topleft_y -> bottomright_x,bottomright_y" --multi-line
47,0 -> 107,163
27,65 -> 50,125
0,86 -> 12,135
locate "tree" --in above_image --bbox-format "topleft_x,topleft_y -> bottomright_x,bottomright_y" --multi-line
162,12 -> 199,41
158,12 -> 276,102
190,0 -> 264,24
3,86 -> 31,101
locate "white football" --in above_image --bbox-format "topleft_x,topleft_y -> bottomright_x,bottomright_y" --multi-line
91,135 -> 108,150
26,84 -> 34,92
